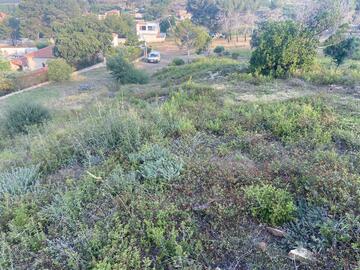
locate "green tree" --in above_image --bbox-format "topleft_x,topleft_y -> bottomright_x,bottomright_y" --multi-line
54,15 -> 112,67
173,19 -> 211,61
103,14 -> 136,39
0,17 -> 21,46
107,54 -> 149,85
250,21 -> 317,77
324,37 -> 360,67
187,0 -> 225,33
160,16 -> 176,33
143,0 -> 172,20
305,0 -> 354,36
48,59 -> 73,82
188,0 -> 270,34
17,0 -> 86,39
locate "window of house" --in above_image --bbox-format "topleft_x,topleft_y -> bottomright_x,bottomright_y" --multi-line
147,25 -> 155,31
140,26 -> 146,31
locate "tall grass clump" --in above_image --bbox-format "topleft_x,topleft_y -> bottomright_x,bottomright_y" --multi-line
3,102 -> 51,136
31,107 -> 145,174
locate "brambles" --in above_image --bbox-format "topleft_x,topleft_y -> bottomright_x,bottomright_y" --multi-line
244,184 -> 296,226
3,102 -> 51,136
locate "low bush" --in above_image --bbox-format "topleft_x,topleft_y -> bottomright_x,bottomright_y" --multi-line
3,102 -> 51,136
0,75 -> 15,96
130,144 -> 183,181
214,45 -> 225,54
284,201 -> 359,267
47,59 -> 73,82
31,108 -> 144,174
156,57 -> 241,82
231,72 -> 273,85
107,54 -> 149,85
36,41 -> 50,49
299,57 -> 360,86
171,58 -> 185,66
244,184 -> 296,226
237,97 -> 335,145
231,51 -> 240,59
0,166 -> 39,199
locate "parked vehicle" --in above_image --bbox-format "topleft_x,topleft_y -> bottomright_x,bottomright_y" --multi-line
147,51 -> 161,63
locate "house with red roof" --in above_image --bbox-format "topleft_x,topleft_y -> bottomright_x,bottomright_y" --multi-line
10,45 -> 55,71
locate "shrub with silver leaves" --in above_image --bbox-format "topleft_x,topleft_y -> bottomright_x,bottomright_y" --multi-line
131,145 -> 183,181
0,166 -> 39,198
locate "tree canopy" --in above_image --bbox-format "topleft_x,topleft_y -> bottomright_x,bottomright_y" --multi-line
324,37 -> 360,66
16,0 -> 87,39
250,21 -> 317,77
54,15 -> 112,67
173,19 -> 211,59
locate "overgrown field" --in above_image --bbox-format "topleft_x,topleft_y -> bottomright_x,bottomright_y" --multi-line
0,57 -> 359,269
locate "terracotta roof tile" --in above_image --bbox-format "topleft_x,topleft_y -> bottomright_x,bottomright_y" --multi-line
26,46 -> 55,59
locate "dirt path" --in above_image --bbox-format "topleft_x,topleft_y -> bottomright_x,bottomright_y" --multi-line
135,41 -> 192,74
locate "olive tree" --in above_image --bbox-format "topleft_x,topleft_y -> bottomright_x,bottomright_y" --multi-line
173,19 -> 211,61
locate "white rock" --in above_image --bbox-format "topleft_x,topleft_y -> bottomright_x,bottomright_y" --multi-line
289,248 -> 316,263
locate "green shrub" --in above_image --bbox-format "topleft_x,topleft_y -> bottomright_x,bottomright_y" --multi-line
130,144 -> 183,181
232,72 -> 273,85
214,45 -> 225,54
107,54 -> 149,84
300,57 -> 360,86
324,37 -> 360,67
223,50 -> 231,56
36,41 -> 50,49
0,166 -> 39,199
0,75 -> 14,96
250,21 -> 317,77
284,201 -> 359,267
47,59 -> 73,82
30,108 -> 144,174
244,184 -> 296,226
4,102 -> 51,136
231,51 -> 240,59
171,58 -> 185,66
